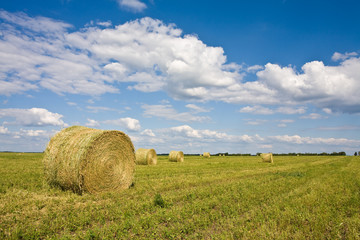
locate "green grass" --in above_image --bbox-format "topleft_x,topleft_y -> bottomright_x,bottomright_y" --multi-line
1,152 -> 360,239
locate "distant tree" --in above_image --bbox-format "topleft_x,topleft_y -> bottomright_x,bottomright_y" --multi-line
355,152 -> 358,156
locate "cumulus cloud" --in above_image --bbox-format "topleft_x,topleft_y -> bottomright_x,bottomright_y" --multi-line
117,0 -> 147,12
0,11 -> 243,101
1,10 -> 360,113
0,10 -> 118,96
142,104 -> 210,122
103,117 -> 141,131
0,108 -> 65,126
256,58 -> 360,113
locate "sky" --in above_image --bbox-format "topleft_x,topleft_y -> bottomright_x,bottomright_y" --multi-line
1,0 -> 360,154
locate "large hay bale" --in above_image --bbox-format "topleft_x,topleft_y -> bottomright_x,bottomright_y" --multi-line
43,126 -> 135,194
203,152 -> 211,158
135,148 -> 157,165
260,153 -> 274,163
169,151 -> 184,162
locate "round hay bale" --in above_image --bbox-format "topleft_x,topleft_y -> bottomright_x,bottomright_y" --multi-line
169,151 -> 184,162
135,148 -> 157,165
43,126 -> 135,194
260,153 -> 274,163
203,152 -> 211,158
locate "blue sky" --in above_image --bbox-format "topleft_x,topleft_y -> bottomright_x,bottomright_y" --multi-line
1,0 -> 360,154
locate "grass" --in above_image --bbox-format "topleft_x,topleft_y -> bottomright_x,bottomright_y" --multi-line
1,152 -> 360,239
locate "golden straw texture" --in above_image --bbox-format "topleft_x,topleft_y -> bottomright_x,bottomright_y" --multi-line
203,152 -> 211,158
260,153 -> 274,163
43,126 -> 135,194
135,148 -> 157,165
169,151 -> 184,162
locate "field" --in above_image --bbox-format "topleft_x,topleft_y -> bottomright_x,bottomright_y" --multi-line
1,153 -> 360,239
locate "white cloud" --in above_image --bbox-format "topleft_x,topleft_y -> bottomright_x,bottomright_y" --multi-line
0,10 -> 71,34
86,106 -> 122,113
142,104 -> 210,122
1,11 -> 360,113
0,10 -> 118,96
67,102 -> 77,106
136,126 -> 360,153
332,52 -> 358,61
0,128 -> 58,152
0,126 -> 9,134
239,105 -> 306,115
245,120 -> 267,125
166,125 -> 254,143
117,0 -> 147,12
19,129 -> 47,137
247,65 -> 264,72
103,117 -> 141,131
322,108 -> 332,114
185,104 -> 210,113
85,119 -> 100,127
300,113 -> 324,120
257,58 -> 360,113
0,108 -> 65,126
0,11 -> 244,102
276,107 -> 306,114
269,135 -> 360,146
97,21 -> 112,27
239,105 -> 274,115
141,129 -> 155,137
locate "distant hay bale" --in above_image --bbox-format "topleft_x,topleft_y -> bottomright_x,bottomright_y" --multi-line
169,151 -> 184,162
43,126 -> 135,194
135,148 -> 157,165
260,153 -> 274,163
203,152 -> 211,158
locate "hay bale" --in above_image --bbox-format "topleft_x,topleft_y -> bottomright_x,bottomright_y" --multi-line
203,152 -> 211,158
169,151 -> 184,162
43,126 -> 135,194
135,148 -> 157,165
260,153 -> 274,163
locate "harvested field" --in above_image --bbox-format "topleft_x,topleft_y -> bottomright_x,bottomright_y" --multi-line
1,153 -> 360,239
